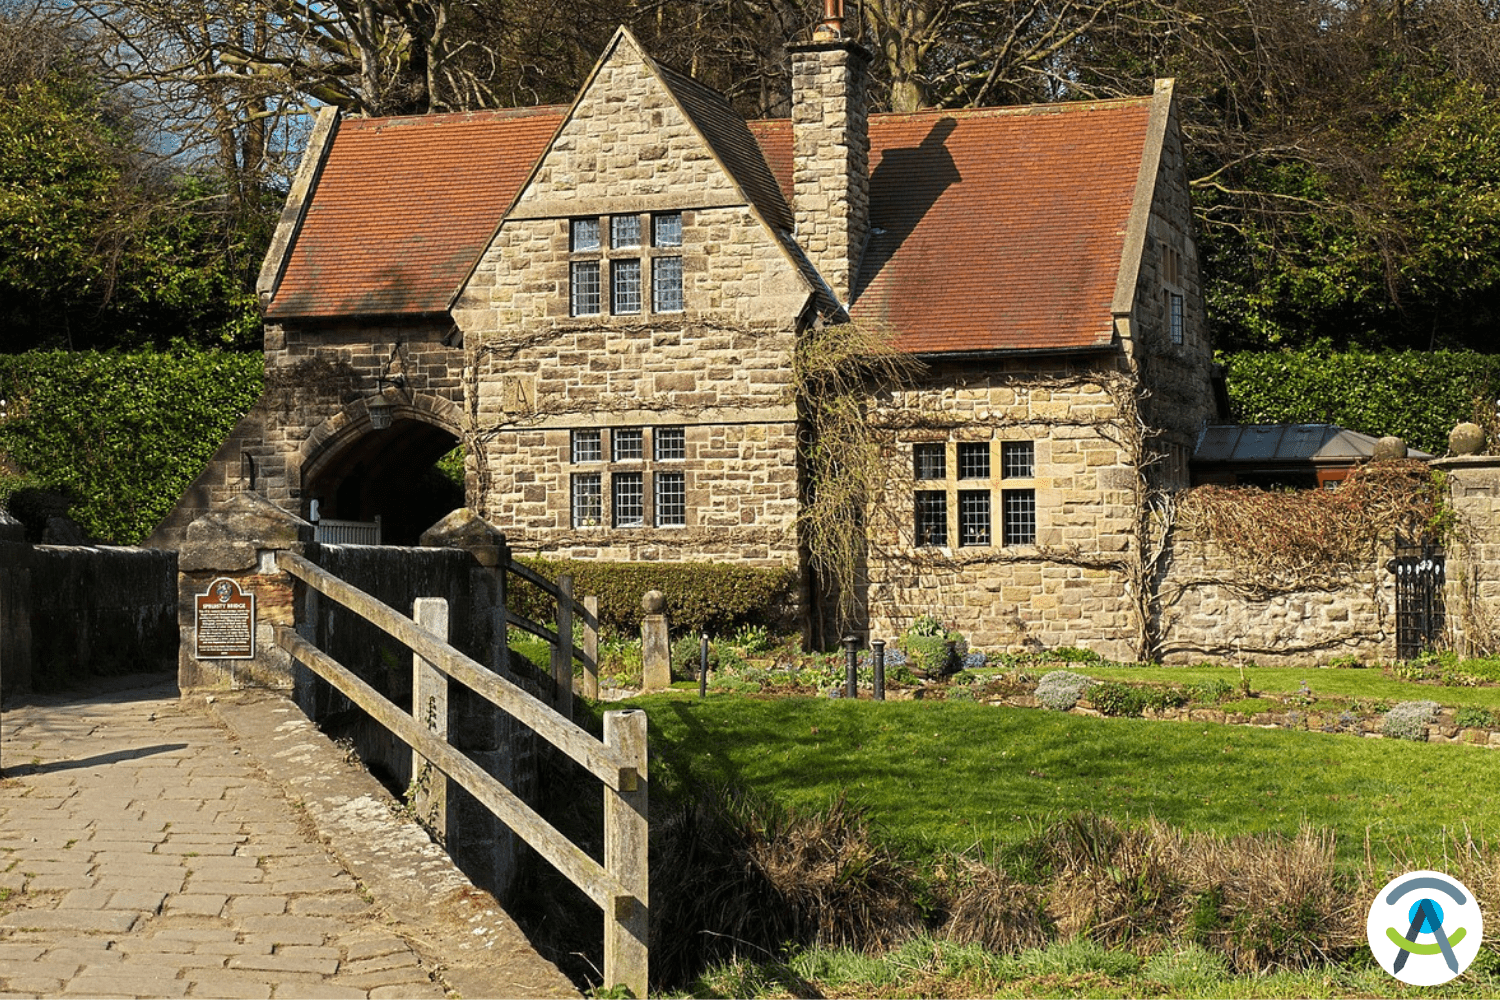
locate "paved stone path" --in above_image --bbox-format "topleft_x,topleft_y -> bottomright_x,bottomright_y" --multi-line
0,678 -> 573,999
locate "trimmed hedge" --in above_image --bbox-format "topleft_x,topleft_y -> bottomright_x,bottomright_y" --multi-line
509,557 -> 799,639
1223,349 -> 1500,456
0,349 -> 263,543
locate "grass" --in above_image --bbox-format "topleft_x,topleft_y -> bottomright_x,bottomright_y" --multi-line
625,692 -> 1500,862
683,938 -> 1500,999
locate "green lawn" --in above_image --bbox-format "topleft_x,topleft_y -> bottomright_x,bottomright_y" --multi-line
625,692 -> 1500,863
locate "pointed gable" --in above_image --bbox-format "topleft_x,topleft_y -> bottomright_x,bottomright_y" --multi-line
266,107 -> 564,320
507,28 -> 770,221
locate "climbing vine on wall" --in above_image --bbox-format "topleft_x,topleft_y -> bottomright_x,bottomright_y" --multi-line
1174,460 -> 1443,589
793,317 -> 925,628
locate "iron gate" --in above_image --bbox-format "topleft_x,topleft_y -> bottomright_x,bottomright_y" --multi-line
1390,537 -> 1446,659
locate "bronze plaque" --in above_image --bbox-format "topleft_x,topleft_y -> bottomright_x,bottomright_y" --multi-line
195,578 -> 256,659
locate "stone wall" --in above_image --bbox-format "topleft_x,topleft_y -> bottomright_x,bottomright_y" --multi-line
1153,532 -> 1393,665
0,523 -> 178,698
864,356 -> 1144,660
306,543 -> 534,901
1124,82 -> 1217,487
176,495 -> 539,903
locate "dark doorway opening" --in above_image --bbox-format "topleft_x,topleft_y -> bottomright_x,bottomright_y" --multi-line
303,419 -> 464,546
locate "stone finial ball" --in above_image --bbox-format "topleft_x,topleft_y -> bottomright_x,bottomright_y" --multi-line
1450,422 -> 1486,456
641,590 -> 666,614
1372,436 -> 1408,461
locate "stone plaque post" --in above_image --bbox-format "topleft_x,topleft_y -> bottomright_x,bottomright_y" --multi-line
640,590 -> 671,691
177,493 -> 313,691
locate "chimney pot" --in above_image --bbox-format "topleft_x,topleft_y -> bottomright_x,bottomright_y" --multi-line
815,0 -> 844,40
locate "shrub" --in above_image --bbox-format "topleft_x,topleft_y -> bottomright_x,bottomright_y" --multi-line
672,634 -> 716,676
1048,646 -> 1102,663
900,619 -> 968,677
1443,658 -> 1500,686
1034,670 -> 1095,711
1223,348 -> 1500,456
510,558 -> 798,639
1189,679 -> 1235,704
1455,706 -> 1497,729
907,614 -> 948,637
1381,700 -> 1440,741
1089,681 -> 1148,717
1145,687 -> 1191,711
0,349 -> 263,542
1389,661 -> 1429,682
730,624 -> 775,655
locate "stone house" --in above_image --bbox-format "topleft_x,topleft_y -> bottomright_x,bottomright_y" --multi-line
152,18 -> 1217,658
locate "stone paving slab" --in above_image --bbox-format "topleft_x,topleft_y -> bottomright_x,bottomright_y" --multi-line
0,678 -> 578,999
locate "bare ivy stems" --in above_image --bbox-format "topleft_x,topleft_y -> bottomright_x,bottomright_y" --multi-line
792,317 -> 926,631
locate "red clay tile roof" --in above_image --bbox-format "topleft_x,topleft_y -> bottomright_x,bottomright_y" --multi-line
266,107 -> 564,320
268,96 -> 1153,354
756,101 -> 1152,353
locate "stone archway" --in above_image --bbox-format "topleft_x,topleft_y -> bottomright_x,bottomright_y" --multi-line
298,391 -> 468,546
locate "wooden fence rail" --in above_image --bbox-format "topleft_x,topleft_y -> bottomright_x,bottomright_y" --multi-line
273,550 -> 647,996
501,558 -> 601,702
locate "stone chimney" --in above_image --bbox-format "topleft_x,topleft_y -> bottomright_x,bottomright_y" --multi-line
789,1 -> 871,308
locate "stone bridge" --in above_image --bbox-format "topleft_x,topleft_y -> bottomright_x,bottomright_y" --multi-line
0,506 -> 585,999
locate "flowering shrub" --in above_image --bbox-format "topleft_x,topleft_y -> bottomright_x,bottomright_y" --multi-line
1382,700 -> 1440,741
1035,670 -> 1096,711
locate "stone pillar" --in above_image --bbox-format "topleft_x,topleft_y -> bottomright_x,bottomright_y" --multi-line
1433,456 -> 1500,656
641,590 -> 671,691
0,509 -> 31,701
176,492 -> 314,692
419,507 -> 530,902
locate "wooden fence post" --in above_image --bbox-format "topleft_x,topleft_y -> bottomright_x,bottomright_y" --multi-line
603,709 -> 648,998
582,595 -> 599,700
412,598 -> 450,840
552,575 -> 574,718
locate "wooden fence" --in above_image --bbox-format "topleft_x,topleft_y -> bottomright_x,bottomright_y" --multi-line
272,549 -> 647,996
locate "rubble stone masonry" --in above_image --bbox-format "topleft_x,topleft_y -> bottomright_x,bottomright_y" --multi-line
452,34 -> 810,567
864,357 -> 1143,661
